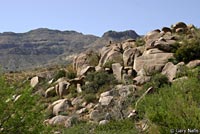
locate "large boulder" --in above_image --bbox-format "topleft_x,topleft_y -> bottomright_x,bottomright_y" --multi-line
73,51 -> 98,76
186,60 -> 200,68
44,115 -> 68,126
144,30 -> 162,42
98,45 -> 123,67
133,49 -> 173,74
52,99 -> 71,115
123,48 -> 141,67
55,81 -> 70,98
45,87 -> 56,98
172,22 -> 187,32
30,76 -> 44,88
112,63 -> 123,82
99,96 -> 113,106
162,62 -> 178,82
151,39 -> 176,52
122,39 -> 136,50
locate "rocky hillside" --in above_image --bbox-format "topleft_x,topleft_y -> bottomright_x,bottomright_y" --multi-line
1,22 -> 200,134
0,29 -> 139,72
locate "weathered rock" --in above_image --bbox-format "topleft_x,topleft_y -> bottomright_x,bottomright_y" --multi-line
79,66 -> 95,76
45,87 -> 56,98
99,120 -> 109,125
161,27 -> 172,33
152,39 -> 176,52
64,116 -> 79,128
116,85 -> 136,98
71,97 -> 83,106
45,115 -> 68,126
144,30 -> 162,42
30,76 -> 43,88
133,76 -> 151,85
172,76 -> 188,82
76,83 -> 82,93
76,107 -> 87,114
55,81 -> 70,98
172,22 -> 187,32
133,49 -> 173,74
123,48 -> 141,67
100,90 -> 113,97
89,110 -> 104,122
122,39 -> 136,50
162,62 -> 178,82
99,96 -> 113,106
112,63 -> 123,82
69,76 -> 85,86
186,60 -> 200,68
52,99 -> 71,115
98,45 -> 123,67
73,51 -> 98,76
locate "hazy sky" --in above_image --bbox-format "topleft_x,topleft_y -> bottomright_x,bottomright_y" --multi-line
0,0 -> 199,36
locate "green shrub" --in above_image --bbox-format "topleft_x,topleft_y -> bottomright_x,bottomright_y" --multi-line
84,93 -> 97,103
172,29 -> 200,63
95,119 -> 138,134
0,77 -> 52,134
135,37 -> 145,47
103,60 -> 115,69
54,69 -> 66,81
83,71 -> 117,94
143,73 -> 170,90
88,52 -> 100,66
66,64 -> 77,79
137,76 -> 200,133
174,39 -> 200,63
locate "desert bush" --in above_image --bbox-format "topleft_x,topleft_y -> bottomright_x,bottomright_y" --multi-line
103,60 -> 115,69
66,64 -> 76,79
53,69 -> 66,81
172,29 -> 200,63
143,73 -> 170,90
0,77 -> 51,134
84,93 -> 97,103
137,76 -> 200,133
82,71 -> 117,94
87,52 -> 100,66
135,37 -> 145,47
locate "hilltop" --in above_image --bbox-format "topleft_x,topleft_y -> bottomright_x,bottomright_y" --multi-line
0,29 -> 139,71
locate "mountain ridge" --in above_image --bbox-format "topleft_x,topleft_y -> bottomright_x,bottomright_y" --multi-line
0,28 -> 140,72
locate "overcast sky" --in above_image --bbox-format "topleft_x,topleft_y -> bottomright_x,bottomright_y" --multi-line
0,0 -> 199,36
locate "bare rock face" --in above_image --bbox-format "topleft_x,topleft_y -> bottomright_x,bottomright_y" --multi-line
55,81 -> 70,98
172,22 -> 187,32
133,49 -> 174,74
123,48 -> 141,67
73,51 -> 98,76
122,39 -> 136,50
45,87 -> 56,98
30,76 -> 44,88
45,115 -> 69,126
112,63 -> 123,82
98,45 -> 123,67
162,62 -> 178,82
52,99 -> 71,115
186,60 -> 200,68
99,96 -> 113,106
161,27 -> 172,33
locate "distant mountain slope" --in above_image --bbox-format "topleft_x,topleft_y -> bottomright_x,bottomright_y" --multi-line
0,28 -> 140,71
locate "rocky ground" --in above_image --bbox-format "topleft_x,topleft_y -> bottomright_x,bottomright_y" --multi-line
2,22 -> 200,134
